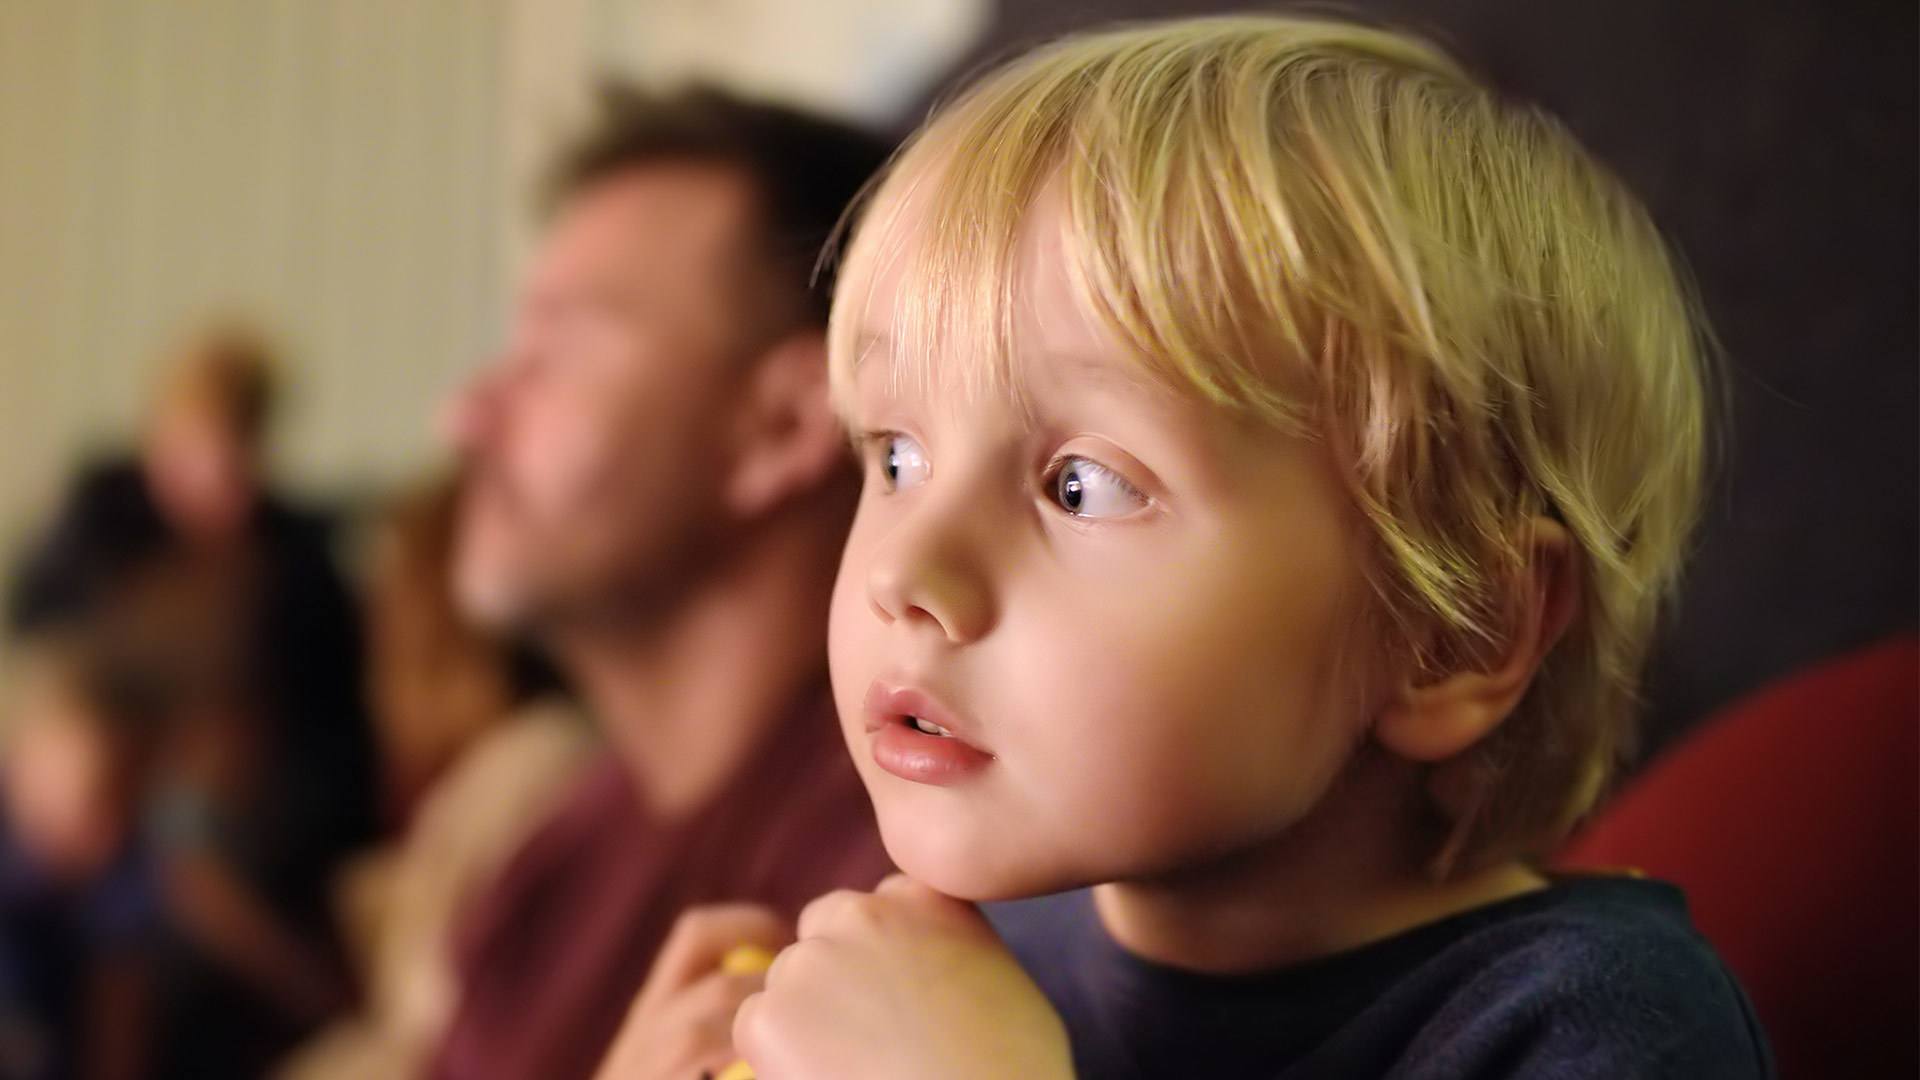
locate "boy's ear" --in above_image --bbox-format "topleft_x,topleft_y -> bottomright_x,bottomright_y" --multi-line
1374,517 -> 1581,762
723,332 -> 846,520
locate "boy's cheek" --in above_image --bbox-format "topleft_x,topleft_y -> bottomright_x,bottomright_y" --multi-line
826,576 -> 875,733
826,529 -> 881,657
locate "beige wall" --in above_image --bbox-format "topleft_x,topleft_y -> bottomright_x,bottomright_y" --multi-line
0,0 -> 516,548
0,0 -> 982,557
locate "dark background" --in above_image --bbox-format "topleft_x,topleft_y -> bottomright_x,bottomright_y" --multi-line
923,0 -> 1919,756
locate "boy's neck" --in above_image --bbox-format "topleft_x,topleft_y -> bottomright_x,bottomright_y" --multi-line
1090,748 -> 1548,975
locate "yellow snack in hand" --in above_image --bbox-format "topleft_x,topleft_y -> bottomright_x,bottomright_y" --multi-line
712,944 -> 775,1080
720,944 -> 776,976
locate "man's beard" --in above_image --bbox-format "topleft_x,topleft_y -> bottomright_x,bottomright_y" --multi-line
457,506 -> 733,644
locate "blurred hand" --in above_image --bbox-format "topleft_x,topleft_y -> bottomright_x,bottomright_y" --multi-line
595,903 -> 792,1080
733,875 -> 1074,1080
163,853 -> 350,1025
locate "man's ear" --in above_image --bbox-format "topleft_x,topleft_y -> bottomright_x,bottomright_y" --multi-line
722,332 -> 846,520
1374,517 -> 1582,762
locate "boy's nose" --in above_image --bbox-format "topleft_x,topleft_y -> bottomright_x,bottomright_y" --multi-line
864,504 -> 996,646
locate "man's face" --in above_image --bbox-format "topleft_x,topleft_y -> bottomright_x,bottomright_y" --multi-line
448,165 -> 758,631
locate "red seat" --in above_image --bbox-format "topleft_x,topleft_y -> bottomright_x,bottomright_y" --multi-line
1558,636 -> 1918,1080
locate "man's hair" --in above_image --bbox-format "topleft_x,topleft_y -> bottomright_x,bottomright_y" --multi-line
547,84 -> 893,330
829,15 -> 1714,874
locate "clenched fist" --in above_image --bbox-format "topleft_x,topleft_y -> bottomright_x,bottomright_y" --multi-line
732,875 -> 1074,1080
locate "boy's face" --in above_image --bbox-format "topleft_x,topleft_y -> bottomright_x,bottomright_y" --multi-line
828,187 -> 1388,900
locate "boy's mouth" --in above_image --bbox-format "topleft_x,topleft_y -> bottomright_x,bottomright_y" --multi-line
907,715 -> 955,737
863,681 -> 994,786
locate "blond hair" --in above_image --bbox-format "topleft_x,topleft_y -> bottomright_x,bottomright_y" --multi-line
828,15 -> 1712,872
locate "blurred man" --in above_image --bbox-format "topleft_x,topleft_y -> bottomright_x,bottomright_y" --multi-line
430,88 -> 894,1080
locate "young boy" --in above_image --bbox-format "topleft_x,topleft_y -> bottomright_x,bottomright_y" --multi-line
612,14 -> 1771,1079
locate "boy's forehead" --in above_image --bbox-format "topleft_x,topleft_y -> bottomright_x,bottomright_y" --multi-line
840,168 -> 1155,402
846,163 -> 1073,300
836,161 -> 952,332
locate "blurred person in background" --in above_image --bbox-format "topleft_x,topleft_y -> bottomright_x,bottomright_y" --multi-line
278,475 -> 593,1080
4,326 -> 379,1078
357,478 -> 576,828
428,87 -> 895,1080
0,639 -> 165,1080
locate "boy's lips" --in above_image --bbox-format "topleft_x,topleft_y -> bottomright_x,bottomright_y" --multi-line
862,681 -> 995,786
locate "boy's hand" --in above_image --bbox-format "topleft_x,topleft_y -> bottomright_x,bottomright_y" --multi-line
594,904 -> 792,1080
733,875 -> 1074,1080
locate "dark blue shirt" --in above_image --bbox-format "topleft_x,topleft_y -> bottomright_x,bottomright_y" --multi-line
0,827 -> 163,1080
985,874 -> 1772,1079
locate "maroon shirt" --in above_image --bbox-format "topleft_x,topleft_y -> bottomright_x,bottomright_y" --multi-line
429,684 -> 891,1080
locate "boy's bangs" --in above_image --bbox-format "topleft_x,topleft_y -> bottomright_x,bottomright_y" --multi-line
828,39 -> 1345,431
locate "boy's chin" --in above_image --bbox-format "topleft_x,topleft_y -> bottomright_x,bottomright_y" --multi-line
877,813 -> 1081,902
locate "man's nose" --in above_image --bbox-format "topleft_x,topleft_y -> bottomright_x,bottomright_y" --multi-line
437,361 -> 508,453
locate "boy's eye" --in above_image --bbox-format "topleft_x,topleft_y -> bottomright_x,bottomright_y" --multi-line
877,433 -> 930,492
1047,456 -> 1147,519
